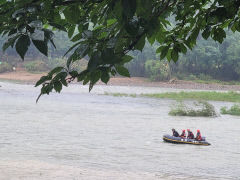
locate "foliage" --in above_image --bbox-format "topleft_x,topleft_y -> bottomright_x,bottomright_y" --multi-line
1,0 -> 240,100
145,60 -> 170,81
142,91 -> 240,102
104,92 -> 137,97
169,100 -> 216,117
221,104 -> 240,116
0,62 -> 12,73
24,60 -> 49,72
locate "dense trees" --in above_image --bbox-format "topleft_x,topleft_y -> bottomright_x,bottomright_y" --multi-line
127,31 -> 240,81
1,0 -> 240,99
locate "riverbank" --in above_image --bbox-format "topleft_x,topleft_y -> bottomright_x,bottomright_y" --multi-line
1,70 -> 240,91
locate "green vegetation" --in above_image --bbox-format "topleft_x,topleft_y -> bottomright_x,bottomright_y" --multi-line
24,60 -> 49,72
104,92 -> 137,98
142,91 -> 240,102
0,62 -> 12,73
104,91 -> 240,103
221,104 -> 240,116
169,101 -> 216,117
1,0 -> 239,100
144,60 -> 170,81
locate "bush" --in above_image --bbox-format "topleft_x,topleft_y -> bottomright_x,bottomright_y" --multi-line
24,60 -> 49,72
221,104 -> 240,116
169,100 -> 216,117
0,62 -> 13,73
145,60 -> 170,81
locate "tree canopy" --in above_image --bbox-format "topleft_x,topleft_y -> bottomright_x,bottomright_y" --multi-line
1,0 -> 240,100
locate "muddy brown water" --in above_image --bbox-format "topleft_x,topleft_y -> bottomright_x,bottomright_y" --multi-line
0,82 -> 239,180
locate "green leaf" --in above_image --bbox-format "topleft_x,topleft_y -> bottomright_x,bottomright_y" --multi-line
202,28 -> 211,40
15,35 -> 30,60
89,82 -> 94,92
160,45 -> 170,60
171,48 -> 179,62
35,75 -> 51,87
53,72 -> 68,81
90,71 -> 101,85
32,40 -> 48,56
54,81 -> 62,93
71,33 -> 82,42
101,71 -> 110,84
77,70 -> 88,82
189,27 -> 200,42
49,22 -> 67,32
63,6 -> 81,24
166,49 -> 172,61
107,19 -> 117,26
179,43 -> 187,54
115,66 -> 130,77
135,35 -> 145,51
48,66 -> 64,76
68,25 -> 75,38
88,52 -> 100,71
122,55 -> 133,63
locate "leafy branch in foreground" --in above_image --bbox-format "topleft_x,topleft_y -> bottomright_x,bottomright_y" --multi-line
1,0 -> 240,100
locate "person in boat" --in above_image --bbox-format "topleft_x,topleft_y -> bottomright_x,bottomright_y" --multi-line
195,130 -> 202,141
180,130 -> 186,138
172,128 -> 179,137
187,129 -> 194,139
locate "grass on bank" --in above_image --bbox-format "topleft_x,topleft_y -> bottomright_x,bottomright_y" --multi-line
104,91 -> 240,102
169,100 -> 217,117
104,92 -> 137,98
221,104 -> 240,116
142,91 -> 240,102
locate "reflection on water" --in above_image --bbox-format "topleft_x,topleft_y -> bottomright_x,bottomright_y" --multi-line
0,82 -> 239,179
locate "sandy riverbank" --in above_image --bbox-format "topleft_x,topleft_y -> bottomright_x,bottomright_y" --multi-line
1,70 -> 240,91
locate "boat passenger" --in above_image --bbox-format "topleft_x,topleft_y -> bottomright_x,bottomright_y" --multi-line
180,130 -> 186,138
172,128 -> 179,137
187,129 -> 194,139
195,130 -> 202,141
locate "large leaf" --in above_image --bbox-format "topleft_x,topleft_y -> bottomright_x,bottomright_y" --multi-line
15,35 -> 30,60
135,35 -> 145,51
32,40 -> 48,56
160,45 -> 170,60
115,66 -> 130,77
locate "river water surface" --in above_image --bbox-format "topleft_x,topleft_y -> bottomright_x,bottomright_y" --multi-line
0,82 -> 239,180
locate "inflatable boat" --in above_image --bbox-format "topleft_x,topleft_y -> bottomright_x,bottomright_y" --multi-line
163,134 -> 211,146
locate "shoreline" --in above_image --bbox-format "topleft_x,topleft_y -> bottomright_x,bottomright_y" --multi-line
1,71 -> 240,91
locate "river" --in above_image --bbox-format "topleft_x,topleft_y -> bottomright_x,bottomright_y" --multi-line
0,82 -> 239,180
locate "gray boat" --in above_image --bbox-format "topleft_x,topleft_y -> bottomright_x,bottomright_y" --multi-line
163,134 -> 211,146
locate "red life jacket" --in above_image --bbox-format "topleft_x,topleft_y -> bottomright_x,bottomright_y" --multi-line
180,131 -> 186,138
188,132 -> 194,139
196,132 -> 202,141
